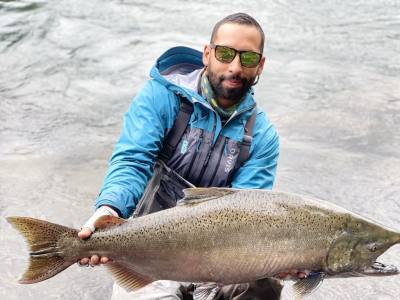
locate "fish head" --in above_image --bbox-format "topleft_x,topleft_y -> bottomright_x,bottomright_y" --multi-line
350,236 -> 399,276
326,217 -> 400,277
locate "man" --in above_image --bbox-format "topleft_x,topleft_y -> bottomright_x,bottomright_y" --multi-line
78,13 -> 289,299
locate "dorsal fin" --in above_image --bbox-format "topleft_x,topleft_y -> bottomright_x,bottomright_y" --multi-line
177,188 -> 237,206
94,215 -> 126,230
105,261 -> 153,292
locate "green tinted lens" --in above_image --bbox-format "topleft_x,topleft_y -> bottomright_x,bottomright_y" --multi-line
240,51 -> 261,68
215,46 -> 236,63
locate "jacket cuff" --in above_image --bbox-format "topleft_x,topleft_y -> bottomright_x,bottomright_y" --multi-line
95,197 -> 129,219
97,204 -> 122,218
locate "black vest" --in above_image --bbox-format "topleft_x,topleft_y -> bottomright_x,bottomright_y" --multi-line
133,95 -> 256,217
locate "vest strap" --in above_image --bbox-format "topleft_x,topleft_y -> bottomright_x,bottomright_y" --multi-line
159,95 -> 193,162
233,107 -> 257,172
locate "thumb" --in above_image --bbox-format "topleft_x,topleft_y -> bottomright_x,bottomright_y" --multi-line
78,206 -> 118,240
78,227 -> 93,239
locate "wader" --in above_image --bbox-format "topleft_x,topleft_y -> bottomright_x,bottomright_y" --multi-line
115,96 -> 283,300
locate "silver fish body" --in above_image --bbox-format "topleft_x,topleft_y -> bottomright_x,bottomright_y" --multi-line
7,188 -> 400,295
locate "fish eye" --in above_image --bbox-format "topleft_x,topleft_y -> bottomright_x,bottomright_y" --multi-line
367,243 -> 378,252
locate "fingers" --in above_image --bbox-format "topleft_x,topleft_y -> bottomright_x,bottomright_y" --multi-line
100,257 -> 109,264
78,227 -> 93,239
90,255 -> 100,265
276,269 -> 310,279
92,255 -> 111,265
276,271 -> 289,279
79,257 -> 90,266
77,256 -> 110,267
297,271 -> 309,279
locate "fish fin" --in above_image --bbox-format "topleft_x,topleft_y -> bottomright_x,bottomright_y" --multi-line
106,261 -> 153,292
178,188 -> 236,206
94,215 -> 126,230
293,272 -> 325,297
193,282 -> 221,300
6,216 -> 76,284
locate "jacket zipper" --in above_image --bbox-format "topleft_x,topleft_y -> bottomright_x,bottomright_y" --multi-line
223,104 -> 256,128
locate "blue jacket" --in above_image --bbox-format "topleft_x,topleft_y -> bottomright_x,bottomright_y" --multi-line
95,47 -> 279,218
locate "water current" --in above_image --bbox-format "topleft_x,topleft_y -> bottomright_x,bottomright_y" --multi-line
1,0 -> 399,299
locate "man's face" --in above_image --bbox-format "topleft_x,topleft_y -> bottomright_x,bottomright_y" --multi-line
202,23 -> 265,106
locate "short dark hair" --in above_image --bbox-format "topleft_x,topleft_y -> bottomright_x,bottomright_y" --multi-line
210,13 -> 265,53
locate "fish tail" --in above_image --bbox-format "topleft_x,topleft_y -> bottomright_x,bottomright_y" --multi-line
7,216 -> 78,284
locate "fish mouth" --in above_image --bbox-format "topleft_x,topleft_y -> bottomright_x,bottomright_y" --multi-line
363,261 -> 399,276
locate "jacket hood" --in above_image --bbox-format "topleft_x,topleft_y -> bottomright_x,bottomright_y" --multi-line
150,46 -> 256,112
150,46 -> 203,97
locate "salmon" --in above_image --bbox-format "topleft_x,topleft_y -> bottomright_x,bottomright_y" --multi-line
7,188 -> 400,296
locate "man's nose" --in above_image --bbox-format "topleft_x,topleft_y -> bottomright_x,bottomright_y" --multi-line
228,54 -> 243,75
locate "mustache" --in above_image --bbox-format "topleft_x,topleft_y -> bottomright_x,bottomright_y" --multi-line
220,74 -> 246,82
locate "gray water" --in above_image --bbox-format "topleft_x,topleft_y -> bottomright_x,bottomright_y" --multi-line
1,0 -> 399,299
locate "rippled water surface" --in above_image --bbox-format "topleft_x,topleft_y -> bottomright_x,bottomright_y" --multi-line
1,0 -> 399,299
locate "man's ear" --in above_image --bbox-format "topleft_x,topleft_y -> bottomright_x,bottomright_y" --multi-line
202,44 -> 210,67
256,56 -> 266,76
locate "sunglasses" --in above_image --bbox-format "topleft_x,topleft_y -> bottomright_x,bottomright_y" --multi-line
210,43 -> 262,68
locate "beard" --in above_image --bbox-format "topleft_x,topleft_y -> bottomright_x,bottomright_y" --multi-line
207,69 -> 255,103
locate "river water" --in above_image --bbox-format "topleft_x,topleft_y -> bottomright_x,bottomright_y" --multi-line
0,0 -> 399,299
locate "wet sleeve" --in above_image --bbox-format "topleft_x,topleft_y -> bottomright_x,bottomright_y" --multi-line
230,112 -> 279,190
95,81 -> 178,218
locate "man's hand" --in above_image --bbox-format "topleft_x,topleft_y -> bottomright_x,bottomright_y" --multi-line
77,205 -> 117,266
276,269 -> 310,280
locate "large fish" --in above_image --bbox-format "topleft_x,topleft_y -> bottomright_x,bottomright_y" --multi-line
7,188 -> 400,296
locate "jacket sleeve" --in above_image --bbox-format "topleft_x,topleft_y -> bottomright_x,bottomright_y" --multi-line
95,81 -> 179,218
230,111 -> 279,190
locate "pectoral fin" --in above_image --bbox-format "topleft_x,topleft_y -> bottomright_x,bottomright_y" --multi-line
178,188 -> 237,206
293,272 -> 325,297
193,282 -> 221,300
106,262 -> 153,292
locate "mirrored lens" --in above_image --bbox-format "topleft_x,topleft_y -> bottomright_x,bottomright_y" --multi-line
215,46 -> 236,63
240,51 -> 261,68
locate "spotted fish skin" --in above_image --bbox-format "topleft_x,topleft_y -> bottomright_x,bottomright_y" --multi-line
7,188 -> 400,293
